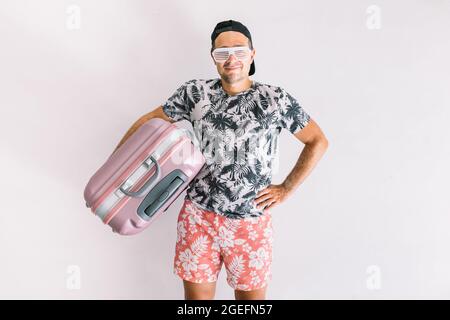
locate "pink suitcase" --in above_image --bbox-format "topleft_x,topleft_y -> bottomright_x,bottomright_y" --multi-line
83,118 -> 205,235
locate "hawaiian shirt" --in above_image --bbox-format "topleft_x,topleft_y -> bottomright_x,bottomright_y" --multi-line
162,78 -> 310,219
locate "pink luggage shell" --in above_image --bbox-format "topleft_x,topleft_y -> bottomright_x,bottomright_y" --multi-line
84,118 -> 205,235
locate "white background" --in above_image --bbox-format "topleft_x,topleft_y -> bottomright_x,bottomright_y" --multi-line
0,0 -> 449,299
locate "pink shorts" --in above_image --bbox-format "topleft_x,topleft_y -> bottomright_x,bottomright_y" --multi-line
173,198 -> 273,291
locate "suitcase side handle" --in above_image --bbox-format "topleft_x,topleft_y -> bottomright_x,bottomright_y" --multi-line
119,156 -> 161,198
136,169 -> 188,221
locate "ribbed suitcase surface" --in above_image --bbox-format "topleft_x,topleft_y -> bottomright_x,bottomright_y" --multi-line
84,118 -> 205,235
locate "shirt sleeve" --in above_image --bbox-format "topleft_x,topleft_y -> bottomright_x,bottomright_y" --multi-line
277,88 -> 311,134
162,80 -> 195,122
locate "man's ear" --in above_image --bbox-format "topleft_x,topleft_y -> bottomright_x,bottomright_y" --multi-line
250,48 -> 256,63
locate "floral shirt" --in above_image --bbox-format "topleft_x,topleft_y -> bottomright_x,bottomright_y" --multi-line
162,78 -> 310,219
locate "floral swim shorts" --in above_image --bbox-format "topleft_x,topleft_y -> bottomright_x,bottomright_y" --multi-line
173,198 -> 274,291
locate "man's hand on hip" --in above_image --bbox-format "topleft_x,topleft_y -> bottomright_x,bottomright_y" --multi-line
254,184 -> 291,213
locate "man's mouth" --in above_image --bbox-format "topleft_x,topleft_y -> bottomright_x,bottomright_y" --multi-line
224,65 -> 241,70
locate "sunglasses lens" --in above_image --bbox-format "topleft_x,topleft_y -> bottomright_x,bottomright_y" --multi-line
234,49 -> 248,59
213,51 -> 229,61
213,47 -> 250,62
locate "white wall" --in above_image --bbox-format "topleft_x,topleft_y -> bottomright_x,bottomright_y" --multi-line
0,0 -> 449,299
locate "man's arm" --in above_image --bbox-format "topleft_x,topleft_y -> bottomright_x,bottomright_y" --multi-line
282,118 -> 328,193
255,118 -> 329,211
112,105 -> 174,154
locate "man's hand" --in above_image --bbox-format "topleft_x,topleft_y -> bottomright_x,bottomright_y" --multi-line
254,184 -> 291,213
254,119 -> 329,214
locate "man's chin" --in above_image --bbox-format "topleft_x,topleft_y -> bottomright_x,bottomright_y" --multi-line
221,72 -> 243,83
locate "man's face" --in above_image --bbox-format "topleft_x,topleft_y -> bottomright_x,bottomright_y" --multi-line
211,31 -> 255,84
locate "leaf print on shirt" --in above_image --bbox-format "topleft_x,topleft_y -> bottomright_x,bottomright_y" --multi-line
206,93 -> 225,112
241,190 -> 256,200
234,119 -> 254,137
232,202 -> 254,219
256,110 -> 277,130
285,101 -> 301,119
258,93 -> 270,110
210,113 -> 237,132
222,161 -> 252,181
237,94 -> 258,115
162,78 -> 311,219
221,186 -> 239,203
205,196 -> 221,212
278,89 -> 311,134
224,97 -> 241,113
250,100 -> 265,121
207,175 -> 227,199
191,85 -> 202,103
242,163 -> 268,192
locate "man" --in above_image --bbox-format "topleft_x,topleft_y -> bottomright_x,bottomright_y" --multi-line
114,20 -> 328,300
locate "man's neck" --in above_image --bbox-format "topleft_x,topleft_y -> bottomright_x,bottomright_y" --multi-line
220,77 -> 253,96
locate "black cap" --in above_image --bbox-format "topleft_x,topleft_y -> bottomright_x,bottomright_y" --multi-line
211,20 -> 255,76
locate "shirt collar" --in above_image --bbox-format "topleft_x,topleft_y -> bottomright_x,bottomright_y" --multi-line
215,78 -> 258,98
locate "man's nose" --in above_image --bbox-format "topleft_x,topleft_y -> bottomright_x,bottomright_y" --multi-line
225,54 -> 239,64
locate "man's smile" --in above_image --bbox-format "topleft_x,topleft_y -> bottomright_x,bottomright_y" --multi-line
224,65 -> 241,71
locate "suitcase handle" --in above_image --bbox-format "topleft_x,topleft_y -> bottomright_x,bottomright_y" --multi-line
142,176 -> 185,218
119,156 -> 161,198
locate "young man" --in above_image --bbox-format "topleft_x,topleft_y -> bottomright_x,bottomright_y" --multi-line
114,20 -> 329,300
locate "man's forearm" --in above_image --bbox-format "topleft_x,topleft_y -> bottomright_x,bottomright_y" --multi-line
112,116 -> 148,154
282,140 -> 328,194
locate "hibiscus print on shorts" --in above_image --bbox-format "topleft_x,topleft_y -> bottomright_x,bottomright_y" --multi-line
173,199 -> 273,291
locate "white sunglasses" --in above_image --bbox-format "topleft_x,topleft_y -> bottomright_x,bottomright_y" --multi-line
211,46 -> 252,63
